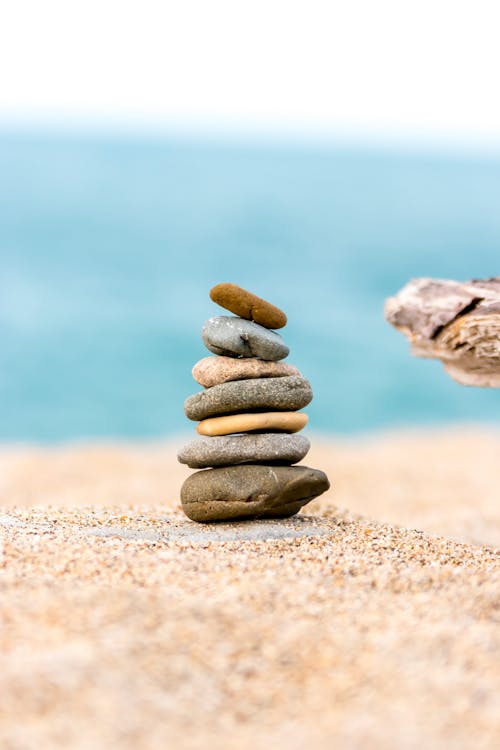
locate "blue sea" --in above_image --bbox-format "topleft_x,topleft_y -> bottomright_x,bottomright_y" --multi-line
1,131 -> 499,442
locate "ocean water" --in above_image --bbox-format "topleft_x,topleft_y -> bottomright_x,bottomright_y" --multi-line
1,131 -> 499,442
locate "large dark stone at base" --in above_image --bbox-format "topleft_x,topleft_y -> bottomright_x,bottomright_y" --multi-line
181,464 -> 330,523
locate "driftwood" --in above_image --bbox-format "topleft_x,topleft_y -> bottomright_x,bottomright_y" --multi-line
385,277 -> 500,387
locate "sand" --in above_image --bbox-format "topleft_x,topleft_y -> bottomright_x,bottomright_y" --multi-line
1,427 -> 499,749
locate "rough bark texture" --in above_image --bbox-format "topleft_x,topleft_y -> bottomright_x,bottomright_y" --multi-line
385,277 -> 500,387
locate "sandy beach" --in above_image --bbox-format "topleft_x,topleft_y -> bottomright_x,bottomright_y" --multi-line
1,427 -> 499,749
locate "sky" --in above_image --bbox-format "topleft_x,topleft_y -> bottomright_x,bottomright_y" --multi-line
1,0 -> 500,147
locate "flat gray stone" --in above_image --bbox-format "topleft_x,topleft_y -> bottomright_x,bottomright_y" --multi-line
0,514 -> 25,527
180,517 -> 332,542
181,464 -> 330,522
85,516 -> 334,543
202,316 -> 289,360
177,433 -> 311,468
87,526 -> 161,542
184,375 -> 312,421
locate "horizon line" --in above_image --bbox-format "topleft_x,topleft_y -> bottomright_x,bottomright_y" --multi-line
2,118 -> 500,160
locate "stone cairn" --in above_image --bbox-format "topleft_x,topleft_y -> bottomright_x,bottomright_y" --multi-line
178,283 -> 330,522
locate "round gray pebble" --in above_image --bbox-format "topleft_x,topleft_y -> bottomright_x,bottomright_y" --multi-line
201,316 -> 289,360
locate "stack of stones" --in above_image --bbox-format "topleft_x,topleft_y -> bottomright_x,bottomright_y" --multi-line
178,283 -> 330,522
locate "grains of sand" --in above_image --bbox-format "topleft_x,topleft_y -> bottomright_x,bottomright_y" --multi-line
0,428 -> 499,749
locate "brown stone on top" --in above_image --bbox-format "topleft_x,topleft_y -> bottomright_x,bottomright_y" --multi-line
181,464 -> 330,522
210,283 -> 287,329
197,411 -> 308,436
192,356 -> 301,388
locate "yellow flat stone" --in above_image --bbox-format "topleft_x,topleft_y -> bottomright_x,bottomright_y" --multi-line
196,411 -> 308,436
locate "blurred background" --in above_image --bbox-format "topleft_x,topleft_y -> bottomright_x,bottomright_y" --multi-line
1,0 -> 500,442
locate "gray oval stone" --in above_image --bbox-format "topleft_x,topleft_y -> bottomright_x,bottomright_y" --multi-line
201,316 -> 289,360
184,375 -> 312,421
177,433 -> 311,468
181,465 -> 330,522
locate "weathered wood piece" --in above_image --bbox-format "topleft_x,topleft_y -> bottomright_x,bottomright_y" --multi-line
385,277 -> 500,387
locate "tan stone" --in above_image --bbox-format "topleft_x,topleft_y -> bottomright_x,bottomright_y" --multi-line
192,355 -> 301,387
196,411 -> 308,436
210,282 -> 287,329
